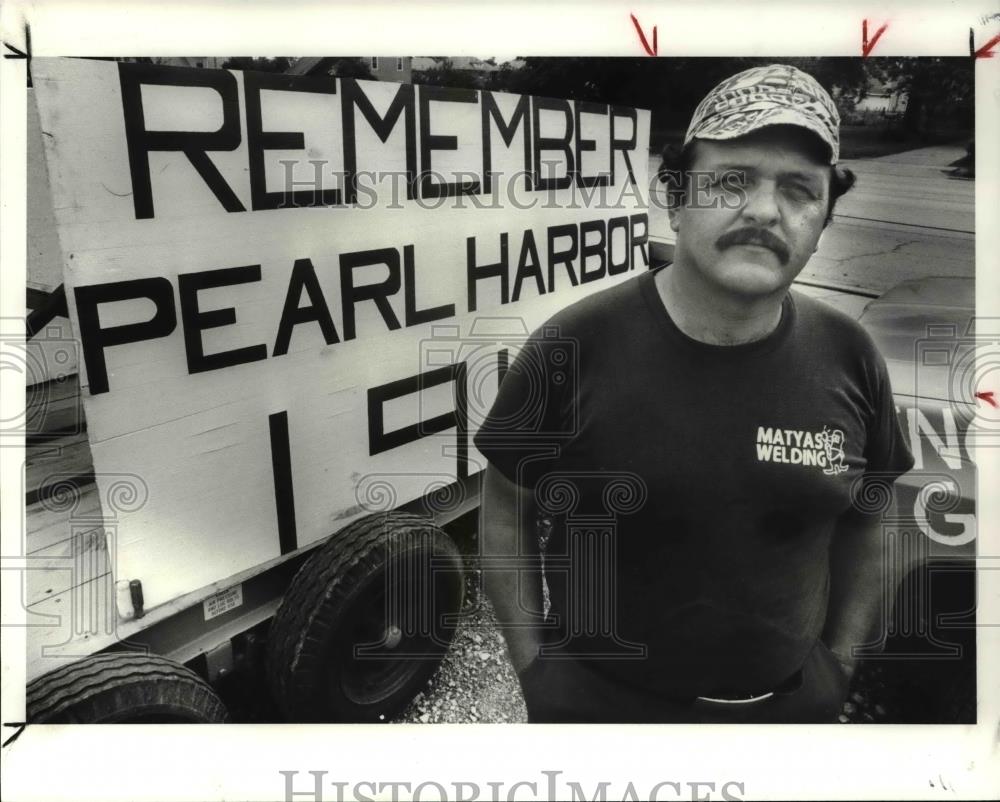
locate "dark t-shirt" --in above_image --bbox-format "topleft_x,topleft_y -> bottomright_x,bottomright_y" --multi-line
474,266 -> 914,699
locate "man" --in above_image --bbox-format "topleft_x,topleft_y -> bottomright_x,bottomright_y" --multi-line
473,64 -> 914,723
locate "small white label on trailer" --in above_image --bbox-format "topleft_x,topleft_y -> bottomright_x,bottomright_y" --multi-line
203,585 -> 244,621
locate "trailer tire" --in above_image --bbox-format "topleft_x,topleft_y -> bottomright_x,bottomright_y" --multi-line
27,652 -> 229,723
267,512 -> 464,722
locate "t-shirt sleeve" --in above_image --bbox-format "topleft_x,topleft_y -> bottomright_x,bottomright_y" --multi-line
863,350 -> 915,481
472,327 -> 577,488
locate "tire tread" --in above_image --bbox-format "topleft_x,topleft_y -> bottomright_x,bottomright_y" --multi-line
267,512 -> 462,721
27,652 -> 228,723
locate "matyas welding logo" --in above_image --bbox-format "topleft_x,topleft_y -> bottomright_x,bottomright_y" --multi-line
755,425 -> 849,475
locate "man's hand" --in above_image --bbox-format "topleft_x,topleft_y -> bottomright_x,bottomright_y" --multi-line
830,649 -> 857,683
479,464 -> 546,675
822,506 -> 891,682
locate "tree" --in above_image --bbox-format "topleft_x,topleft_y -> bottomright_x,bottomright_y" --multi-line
412,59 -> 483,90
221,56 -> 291,73
491,57 -> 867,146
326,58 -> 374,80
864,57 -> 973,136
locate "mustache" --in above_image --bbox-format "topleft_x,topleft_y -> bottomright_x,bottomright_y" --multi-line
716,228 -> 790,265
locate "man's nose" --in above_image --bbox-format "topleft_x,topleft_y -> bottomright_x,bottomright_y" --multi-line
739,181 -> 780,226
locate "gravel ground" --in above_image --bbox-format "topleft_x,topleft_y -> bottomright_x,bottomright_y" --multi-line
394,578 -> 900,725
395,582 -> 527,724
220,524 -> 974,725
392,556 -> 975,725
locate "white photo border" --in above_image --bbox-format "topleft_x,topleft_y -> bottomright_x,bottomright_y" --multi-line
1,1 -> 998,800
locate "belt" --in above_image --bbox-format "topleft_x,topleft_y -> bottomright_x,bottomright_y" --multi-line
695,668 -> 803,704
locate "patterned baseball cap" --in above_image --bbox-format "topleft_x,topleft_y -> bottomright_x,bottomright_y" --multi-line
684,64 -> 840,164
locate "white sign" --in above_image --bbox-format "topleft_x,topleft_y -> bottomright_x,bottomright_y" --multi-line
203,585 -> 244,621
32,58 -> 651,616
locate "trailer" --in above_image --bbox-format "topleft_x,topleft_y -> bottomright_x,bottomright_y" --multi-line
21,57 -> 653,723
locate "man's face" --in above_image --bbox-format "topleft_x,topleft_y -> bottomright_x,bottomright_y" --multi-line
669,126 -> 831,298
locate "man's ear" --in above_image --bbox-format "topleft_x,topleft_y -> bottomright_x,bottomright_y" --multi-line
667,202 -> 682,233
814,225 -> 828,253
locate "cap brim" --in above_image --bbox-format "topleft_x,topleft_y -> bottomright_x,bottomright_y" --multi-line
687,106 -> 838,164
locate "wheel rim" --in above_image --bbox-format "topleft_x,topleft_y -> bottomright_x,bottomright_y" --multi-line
333,547 -> 461,709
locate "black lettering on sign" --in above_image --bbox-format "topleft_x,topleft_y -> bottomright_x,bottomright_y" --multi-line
630,213 -> 649,270
481,91 -> 532,194
547,223 -> 579,292
74,277 -> 177,395
178,265 -> 268,374
532,97 -> 574,192
340,248 -> 402,340
512,230 -> 545,303
118,63 -> 245,219
610,106 -> 638,187
608,216 -> 631,275
403,245 -> 455,327
268,410 -> 298,555
244,71 -> 341,211
341,79 -> 416,204
926,495 -> 975,540
579,219 -> 607,284
574,102 -> 611,189
273,257 -> 340,356
367,363 -> 469,479
466,234 -> 509,312
419,85 -> 482,199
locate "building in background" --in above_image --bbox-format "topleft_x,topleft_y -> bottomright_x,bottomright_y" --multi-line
368,57 -> 412,83
287,56 -> 411,83
119,56 -> 226,70
854,76 -> 909,115
411,56 -> 504,87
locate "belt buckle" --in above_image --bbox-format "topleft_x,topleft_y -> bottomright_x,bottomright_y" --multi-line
694,668 -> 803,704
695,691 -> 775,705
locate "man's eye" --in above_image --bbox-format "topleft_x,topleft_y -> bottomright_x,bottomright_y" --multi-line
782,183 -> 818,201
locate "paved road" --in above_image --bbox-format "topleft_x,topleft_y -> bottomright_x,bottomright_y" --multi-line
647,145 -> 975,296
